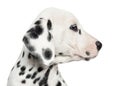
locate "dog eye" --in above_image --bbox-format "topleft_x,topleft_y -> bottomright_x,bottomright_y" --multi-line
70,24 -> 78,32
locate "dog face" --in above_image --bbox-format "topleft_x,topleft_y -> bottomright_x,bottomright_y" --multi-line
23,8 -> 102,65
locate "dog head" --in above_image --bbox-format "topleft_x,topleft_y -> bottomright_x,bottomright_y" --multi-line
23,8 -> 102,66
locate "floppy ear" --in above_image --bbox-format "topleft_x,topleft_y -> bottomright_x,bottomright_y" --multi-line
23,18 -> 55,66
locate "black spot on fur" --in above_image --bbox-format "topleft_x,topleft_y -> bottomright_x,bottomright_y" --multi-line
86,51 -> 90,56
84,58 -> 90,61
22,51 -> 25,57
40,18 -> 43,19
56,81 -> 62,86
27,28 -> 34,33
31,72 -> 37,79
62,80 -> 65,83
28,53 -> 32,59
58,52 -> 63,55
34,20 -> 41,25
70,24 -> 78,32
27,46 -> 35,52
21,80 -> 26,84
23,36 -> 29,44
39,65 -> 54,86
19,72 -> 25,76
45,84 -> 48,86
79,29 -> 81,35
28,25 -> 43,39
47,20 -> 52,30
33,77 -> 40,84
26,74 -> 31,79
28,53 -> 37,59
37,67 -> 43,72
29,67 -> 33,71
21,66 -> 26,71
55,55 -> 57,57
57,70 -> 59,75
17,61 -> 21,68
34,25 -> 43,35
59,62 -> 63,64
29,30 -> 38,39
42,48 -> 52,60
11,66 -> 14,71
47,32 -> 52,41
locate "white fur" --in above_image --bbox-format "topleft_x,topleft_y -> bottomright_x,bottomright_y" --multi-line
7,8 -> 101,86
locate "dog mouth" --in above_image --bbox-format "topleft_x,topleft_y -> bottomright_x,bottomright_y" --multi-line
73,54 -> 95,61
55,53 -> 96,62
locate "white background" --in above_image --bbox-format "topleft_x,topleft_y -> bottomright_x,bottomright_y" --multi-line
0,0 -> 120,86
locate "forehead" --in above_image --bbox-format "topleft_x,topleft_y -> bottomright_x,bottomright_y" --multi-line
40,8 -> 79,26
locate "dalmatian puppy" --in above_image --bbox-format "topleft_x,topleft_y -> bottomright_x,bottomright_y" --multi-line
7,8 -> 102,86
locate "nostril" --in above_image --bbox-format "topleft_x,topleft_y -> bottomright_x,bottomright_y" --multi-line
96,41 -> 102,51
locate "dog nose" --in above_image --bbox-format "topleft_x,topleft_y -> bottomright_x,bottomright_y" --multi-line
95,41 -> 102,51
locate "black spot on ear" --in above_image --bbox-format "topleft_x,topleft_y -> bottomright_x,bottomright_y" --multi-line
47,20 -> 52,30
23,36 -> 29,44
56,81 -> 62,86
34,20 -> 41,25
27,28 -> 34,33
27,28 -> 38,39
42,48 -> 52,60
28,25 -> 43,39
47,32 -> 52,41
34,25 -> 43,35
29,30 -> 38,39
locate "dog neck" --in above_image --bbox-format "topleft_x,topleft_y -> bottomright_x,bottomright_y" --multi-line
10,46 -> 67,86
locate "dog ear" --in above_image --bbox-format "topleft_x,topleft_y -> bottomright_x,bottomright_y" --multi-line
23,18 -> 55,66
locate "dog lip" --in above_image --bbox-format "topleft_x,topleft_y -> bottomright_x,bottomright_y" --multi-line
74,54 -> 91,61
74,54 -> 85,57
74,54 -> 85,59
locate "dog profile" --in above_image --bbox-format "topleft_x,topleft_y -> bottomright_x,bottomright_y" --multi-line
7,8 -> 102,86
